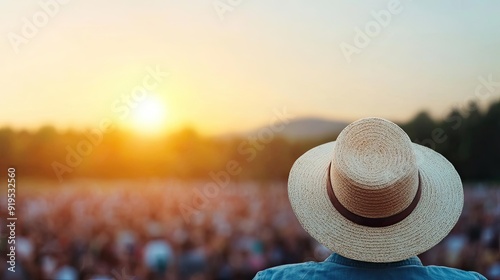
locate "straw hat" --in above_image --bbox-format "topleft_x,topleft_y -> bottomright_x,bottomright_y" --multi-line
288,117 -> 463,263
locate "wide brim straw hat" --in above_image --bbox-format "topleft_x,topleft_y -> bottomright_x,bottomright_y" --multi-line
288,117 -> 463,262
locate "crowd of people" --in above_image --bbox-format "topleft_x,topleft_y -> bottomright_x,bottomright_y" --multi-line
1,180 -> 499,279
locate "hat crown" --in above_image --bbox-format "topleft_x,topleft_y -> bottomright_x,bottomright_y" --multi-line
330,118 -> 419,218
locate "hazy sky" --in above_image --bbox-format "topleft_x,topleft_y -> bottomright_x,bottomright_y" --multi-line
1,0 -> 500,135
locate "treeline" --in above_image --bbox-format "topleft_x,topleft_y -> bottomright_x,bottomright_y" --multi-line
0,99 -> 499,182
0,125 -> 316,182
400,100 -> 500,182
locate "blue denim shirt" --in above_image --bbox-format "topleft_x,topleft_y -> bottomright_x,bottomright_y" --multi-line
254,253 -> 486,280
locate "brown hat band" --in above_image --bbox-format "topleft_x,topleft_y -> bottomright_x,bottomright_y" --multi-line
326,164 -> 422,228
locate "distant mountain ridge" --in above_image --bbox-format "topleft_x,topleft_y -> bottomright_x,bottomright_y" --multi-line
246,117 -> 349,140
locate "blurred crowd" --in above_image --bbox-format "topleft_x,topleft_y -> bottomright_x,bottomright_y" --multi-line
420,185 -> 500,279
0,180 -> 499,280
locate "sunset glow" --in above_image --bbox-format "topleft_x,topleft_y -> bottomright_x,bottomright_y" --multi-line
129,96 -> 168,135
1,1 -> 500,135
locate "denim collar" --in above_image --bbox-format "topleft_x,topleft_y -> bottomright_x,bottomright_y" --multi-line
325,253 -> 423,268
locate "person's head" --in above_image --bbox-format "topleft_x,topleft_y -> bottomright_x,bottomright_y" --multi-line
288,117 -> 463,263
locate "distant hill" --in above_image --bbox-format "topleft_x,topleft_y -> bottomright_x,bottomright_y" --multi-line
246,117 -> 349,140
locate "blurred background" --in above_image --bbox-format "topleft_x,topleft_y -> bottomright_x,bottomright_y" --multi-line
1,1 -> 500,279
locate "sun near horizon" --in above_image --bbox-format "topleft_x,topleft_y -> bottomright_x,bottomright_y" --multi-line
126,95 -> 170,137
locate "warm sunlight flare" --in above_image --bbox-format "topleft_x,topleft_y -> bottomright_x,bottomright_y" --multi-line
130,96 -> 168,135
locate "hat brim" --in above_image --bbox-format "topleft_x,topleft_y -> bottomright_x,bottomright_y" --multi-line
288,141 -> 464,263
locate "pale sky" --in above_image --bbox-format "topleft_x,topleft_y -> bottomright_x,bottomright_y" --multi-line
1,0 -> 500,135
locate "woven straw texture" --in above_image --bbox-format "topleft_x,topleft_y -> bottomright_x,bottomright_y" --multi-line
288,118 -> 464,263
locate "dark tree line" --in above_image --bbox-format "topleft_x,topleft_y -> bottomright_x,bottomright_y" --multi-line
0,100 -> 499,182
401,100 -> 500,182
